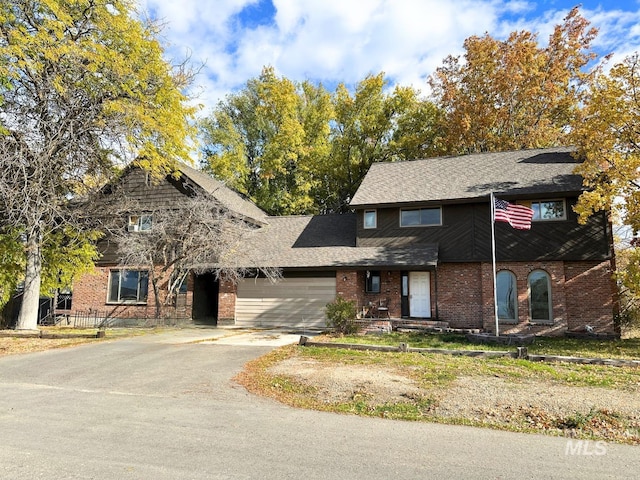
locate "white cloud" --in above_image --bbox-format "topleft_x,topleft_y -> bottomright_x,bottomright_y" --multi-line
136,0 -> 640,114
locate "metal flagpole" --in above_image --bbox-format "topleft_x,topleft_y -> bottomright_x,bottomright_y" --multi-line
490,192 -> 500,337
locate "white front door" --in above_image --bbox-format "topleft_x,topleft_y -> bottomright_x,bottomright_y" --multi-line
409,272 -> 431,318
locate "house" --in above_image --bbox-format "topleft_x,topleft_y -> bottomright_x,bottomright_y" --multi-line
68,162 -> 268,325
65,146 -> 617,336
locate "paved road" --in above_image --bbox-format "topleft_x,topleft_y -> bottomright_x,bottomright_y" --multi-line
0,328 -> 638,479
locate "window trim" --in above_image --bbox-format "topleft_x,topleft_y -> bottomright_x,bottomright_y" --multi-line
528,269 -> 553,324
107,269 -> 149,304
128,214 -> 153,232
529,199 -> 566,222
365,270 -> 381,294
399,207 -> 442,228
496,270 -> 518,324
363,209 -> 377,229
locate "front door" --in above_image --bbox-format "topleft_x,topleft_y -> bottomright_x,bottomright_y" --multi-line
409,272 -> 431,318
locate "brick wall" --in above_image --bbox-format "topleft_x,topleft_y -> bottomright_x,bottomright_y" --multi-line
68,265 -> 193,320
436,263 -> 483,329
564,261 -> 616,334
479,261 -> 568,335
217,279 -> 236,323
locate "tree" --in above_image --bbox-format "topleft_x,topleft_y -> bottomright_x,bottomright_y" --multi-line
201,66 -> 331,215
0,0 -> 196,330
201,69 -> 443,214
572,53 -> 640,231
106,185 -> 279,319
322,74 -> 443,212
429,6 -> 597,154
571,52 -> 640,327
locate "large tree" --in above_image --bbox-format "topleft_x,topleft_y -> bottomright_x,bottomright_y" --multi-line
572,53 -> 640,231
322,73 -> 443,212
0,0 -> 196,330
201,69 -> 442,214
571,52 -> 640,323
429,6 -> 597,154
200,66 -> 332,215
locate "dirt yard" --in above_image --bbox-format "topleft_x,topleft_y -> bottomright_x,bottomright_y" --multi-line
265,354 -> 640,444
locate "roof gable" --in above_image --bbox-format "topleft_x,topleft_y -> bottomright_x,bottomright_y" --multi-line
350,147 -> 584,208
176,163 -> 268,225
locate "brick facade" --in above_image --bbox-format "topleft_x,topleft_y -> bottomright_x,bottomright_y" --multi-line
334,259 -> 615,335
217,279 -> 237,324
69,259 -> 616,336
70,265 -> 193,321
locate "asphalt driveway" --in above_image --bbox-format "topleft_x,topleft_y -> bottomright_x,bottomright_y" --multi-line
0,328 -> 638,479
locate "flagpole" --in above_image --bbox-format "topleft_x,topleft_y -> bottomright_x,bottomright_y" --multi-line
490,192 -> 500,337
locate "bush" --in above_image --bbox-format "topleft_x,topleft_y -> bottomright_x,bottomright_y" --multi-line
325,297 -> 358,335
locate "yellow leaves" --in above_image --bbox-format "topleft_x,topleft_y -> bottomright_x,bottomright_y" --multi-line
572,53 -> 640,229
430,6 -> 595,154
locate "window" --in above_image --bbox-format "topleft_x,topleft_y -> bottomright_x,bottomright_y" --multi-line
128,214 -> 153,232
531,200 -> 565,221
364,210 -> 377,229
496,270 -> 517,323
400,207 -> 441,227
108,270 -> 149,303
365,270 -> 381,293
529,270 -> 552,323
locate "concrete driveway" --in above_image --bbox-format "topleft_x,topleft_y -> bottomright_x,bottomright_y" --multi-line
0,328 -> 638,479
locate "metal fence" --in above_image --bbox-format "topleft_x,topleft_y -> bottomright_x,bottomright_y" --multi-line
46,310 -> 192,329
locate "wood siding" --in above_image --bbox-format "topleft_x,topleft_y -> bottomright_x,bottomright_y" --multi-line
95,168 -> 196,265
356,198 -> 611,262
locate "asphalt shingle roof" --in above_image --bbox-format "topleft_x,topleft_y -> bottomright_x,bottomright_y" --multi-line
233,214 -> 438,269
178,163 -> 269,225
350,146 -> 584,208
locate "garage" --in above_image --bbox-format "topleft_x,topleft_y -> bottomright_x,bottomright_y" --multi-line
235,274 -> 336,328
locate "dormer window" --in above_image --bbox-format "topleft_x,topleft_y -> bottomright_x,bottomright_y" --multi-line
364,210 -> 377,229
128,214 -> 152,232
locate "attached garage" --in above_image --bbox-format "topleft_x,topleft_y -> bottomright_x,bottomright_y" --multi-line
235,274 -> 336,328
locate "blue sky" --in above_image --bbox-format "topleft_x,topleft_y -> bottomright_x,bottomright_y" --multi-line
136,0 -> 640,114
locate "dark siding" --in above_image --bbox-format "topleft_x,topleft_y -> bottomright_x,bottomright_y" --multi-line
95,168 -> 194,265
356,198 -> 611,262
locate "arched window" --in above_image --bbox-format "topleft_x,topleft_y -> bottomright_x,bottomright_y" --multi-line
528,270 -> 552,323
496,270 -> 517,323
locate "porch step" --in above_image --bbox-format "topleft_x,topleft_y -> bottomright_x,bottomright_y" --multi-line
393,319 -> 450,330
359,320 -> 393,334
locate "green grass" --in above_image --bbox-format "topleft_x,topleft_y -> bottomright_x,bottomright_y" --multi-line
323,331 -> 640,360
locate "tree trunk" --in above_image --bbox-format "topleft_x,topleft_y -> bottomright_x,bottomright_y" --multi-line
151,275 -> 162,319
16,232 -> 43,330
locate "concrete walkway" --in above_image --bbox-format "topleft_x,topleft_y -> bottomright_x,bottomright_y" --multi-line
0,328 -> 638,479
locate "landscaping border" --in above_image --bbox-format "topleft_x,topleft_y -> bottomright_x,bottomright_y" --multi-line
298,336 -> 640,368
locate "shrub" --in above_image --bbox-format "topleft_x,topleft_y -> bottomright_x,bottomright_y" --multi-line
325,297 -> 358,334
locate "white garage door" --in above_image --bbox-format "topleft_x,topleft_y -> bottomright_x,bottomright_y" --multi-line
235,276 -> 336,328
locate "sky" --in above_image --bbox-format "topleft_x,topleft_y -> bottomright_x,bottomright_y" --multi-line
135,0 -> 640,115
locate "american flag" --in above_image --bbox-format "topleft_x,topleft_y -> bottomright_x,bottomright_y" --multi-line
493,198 -> 534,230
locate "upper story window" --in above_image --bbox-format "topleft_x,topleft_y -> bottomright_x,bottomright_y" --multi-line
108,269 -> 149,303
363,210 -> 377,229
531,200 -> 566,221
128,214 -> 153,232
400,207 -> 441,227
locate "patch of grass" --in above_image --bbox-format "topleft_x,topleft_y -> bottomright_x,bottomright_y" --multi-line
325,331 -> 640,360
0,327 -> 170,357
